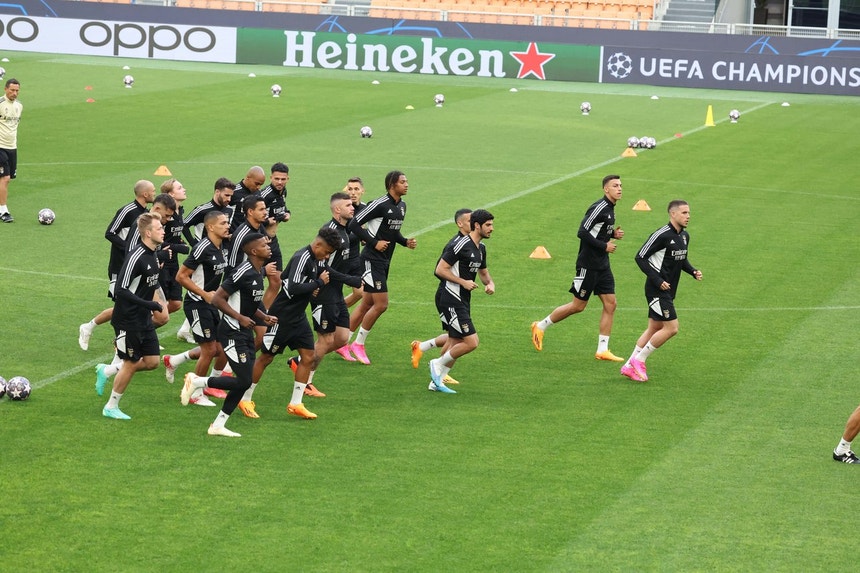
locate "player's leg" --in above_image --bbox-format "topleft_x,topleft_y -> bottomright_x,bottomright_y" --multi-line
0,172 -> 12,222
532,268 -> 592,351
594,293 -> 624,362
102,330 -> 159,419
79,307 -> 113,351
834,404 -> 860,463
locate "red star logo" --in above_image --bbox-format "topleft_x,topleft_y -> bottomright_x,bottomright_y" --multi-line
509,42 -> 556,80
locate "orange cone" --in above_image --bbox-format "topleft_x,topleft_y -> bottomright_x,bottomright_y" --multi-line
529,246 -> 551,259
154,165 -> 172,176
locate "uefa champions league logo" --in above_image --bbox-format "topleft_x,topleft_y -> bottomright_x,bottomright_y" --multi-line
606,52 -> 634,79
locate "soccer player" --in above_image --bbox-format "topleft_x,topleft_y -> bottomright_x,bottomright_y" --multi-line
158,178 -> 191,316
290,193 -> 363,397
229,165 -> 266,230
531,175 -> 626,361
169,211 -> 231,406
0,78 -> 22,223
427,209 -> 496,393
180,233 -> 278,437
339,171 -> 417,364
833,404 -> 860,463
411,208 -> 472,384
259,162 -> 291,270
99,212 -> 165,420
620,199 -> 703,382
79,180 -> 155,351
178,177 -> 234,343
342,176 -> 367,309
182,177 -> 234,247
243,227 -> 339,420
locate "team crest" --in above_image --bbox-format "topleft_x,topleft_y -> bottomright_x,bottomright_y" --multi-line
663,309 -> 670,318
239,352 -> 247,363
580,289 -> 587,298
321,320 -> 329,330
375,280 -> 382,290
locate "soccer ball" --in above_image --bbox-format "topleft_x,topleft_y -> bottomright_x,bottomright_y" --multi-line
360,126 -> 373,138
580,101 -> 591,115
6,376 -> 31,400
434,93 -> 445,106
627,136 -> 640,148
0,376 -> 6,400
0,67 -> 5,80
123,75 -> 134,88
647,136 -> 657,149
38,208 -> 55,225
271,84 -> 282,97
729,109 -> 740,123
606,52 -> 634,79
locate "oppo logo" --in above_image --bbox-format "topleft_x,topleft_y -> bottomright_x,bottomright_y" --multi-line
0,17 -> 39,43
79,22 -> 216,57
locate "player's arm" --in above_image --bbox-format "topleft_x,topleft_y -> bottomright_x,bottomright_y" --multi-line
105,212 -> 131,250
478,268 -> 495,295
682,260 -> 702,280
211,286 -> 256,330
435,257 -> 478,291
176,263 -> 214,303
577,210 -> 613,252
635,241 -> 668,289
115,262 -> 162,312
347,207 -> 381,249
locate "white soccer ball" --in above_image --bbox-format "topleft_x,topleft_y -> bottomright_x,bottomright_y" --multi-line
627,136 -> 640,148
648,136 -> 657,149
580,101 -> 591,115
729,109 -> 740,122
0,67 -> 5,80
271,84 -> 282,97
6,376 -> 31,400
38,208 -> 55,225
123,75 -> 134,88
434,93 -> 445,106
360,125 -> 373,138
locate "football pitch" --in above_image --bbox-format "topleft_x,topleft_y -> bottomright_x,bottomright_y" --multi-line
1,50 -> 859,571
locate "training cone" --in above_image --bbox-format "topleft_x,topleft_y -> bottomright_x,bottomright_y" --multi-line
622,147 -> 638,157
529,246 -> 551,259
705,105 -> 715,126
632,200 -> 651,211
154,165 -> 172,176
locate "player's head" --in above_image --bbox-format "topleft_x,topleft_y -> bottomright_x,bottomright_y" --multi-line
137,212 -> 164,245
330,192 -> 354,222
243,195 -> 267,224
270,162 -> 289,191
385,170 -> 408,197
311,226 -> 342,260
602,175 -> 622,204
469,209 -> 494,238
4,78 -> 19,101
134,180 -> 157,204
161,178 -> 187,203
204,210 -> 230,239
667,200 -> 690,229
213,177 -> 234,207
151,193 -> 177,224
240,232 -> 271,260
345,177 -> 365,205
454,208 -> 472,235
243,166 -> 266,191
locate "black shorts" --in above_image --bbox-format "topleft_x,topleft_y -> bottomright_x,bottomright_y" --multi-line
114,327 -> 160,362
0,148 -> 18,179
568,266 -> 615,301
647,293 -> 677,321
159,265 -> 183,301
436,294 -> 476,339
361,259 -> 390,294
311,300 -> 350,334
261,317 -> 315,355
218,328 -> 256,379
184,301 -> 220,343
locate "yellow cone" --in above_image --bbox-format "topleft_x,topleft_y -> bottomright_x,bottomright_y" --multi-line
705,105 -> 715,127
154,165 -> 172,176
622,147 -> 638,157
529,246 -> 551,259
632,200 -> 651,211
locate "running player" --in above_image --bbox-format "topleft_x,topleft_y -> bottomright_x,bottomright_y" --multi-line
531,174 -> 626,361
427,209 -> 496,393
340,171 -> 417,365
180,233 -> 278,437
99,213 -> 165,420
259,162 -> 291,271
621,199 -> 703,382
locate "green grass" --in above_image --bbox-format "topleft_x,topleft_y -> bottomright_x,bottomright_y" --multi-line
1,51 -> 859,571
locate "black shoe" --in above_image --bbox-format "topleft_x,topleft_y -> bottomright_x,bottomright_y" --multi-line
0,212 -> 13,223
833,450 -> 860,463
